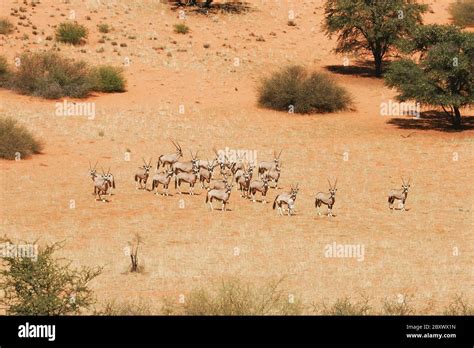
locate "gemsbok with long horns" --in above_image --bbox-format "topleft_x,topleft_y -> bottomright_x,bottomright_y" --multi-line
199,159 -> 217,189
258,150 -> 282,177
388,177 -> 411,211
94,167 -> 113,202
175,166 -> 199,195
157,140 -> 183,170
206,181 -> 233,211
151,169 -> 174,196
248,175 -> 270,203
135,158 -> 152,190
172,150 -> 200,175
315,179 -> 337,217
273,184 -> 299,216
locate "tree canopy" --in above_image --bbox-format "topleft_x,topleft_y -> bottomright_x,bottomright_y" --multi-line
323,0 -> 428,76
385,25 -> 474,129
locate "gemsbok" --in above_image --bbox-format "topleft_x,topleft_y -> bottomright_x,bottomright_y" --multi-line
388,177 -> 411,211
157,140 -> 183,169
266,162 -> 281,189
273,184 -> 299,216
135,158 -> 152,190
175,166 -> 199,195
315,179 -> 337,217
258,150 -> 282,177
199,159 -> 217,189
248,175 -> 270,203
151,169 -> 174,196
206,181 -> 233,211
94,167 -> 112,202
172,151 -> 199,175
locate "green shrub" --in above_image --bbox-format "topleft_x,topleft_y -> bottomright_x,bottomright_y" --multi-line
55,21 -> 88,45
0,18 -> 15,35
163,278 -> 302,315
0,117 -> 42,160
258,65 -> 352,114
91,65 -> 126,92
173,23 -> 189,34
9,51 -> 93,98
97,23 -> 110,33
449,0 -> 474,27
0,238 -> 101,315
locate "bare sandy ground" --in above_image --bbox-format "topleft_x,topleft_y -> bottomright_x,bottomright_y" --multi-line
0,0 -> 472,313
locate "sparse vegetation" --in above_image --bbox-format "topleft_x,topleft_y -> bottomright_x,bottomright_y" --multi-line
97,23 -> 111,33
443,294 -> 474,315
55,21 -> 88,45
173,23 -> 189,34
97,299 -> 152,315
258,65 -> 351,114
0,238 -> 102,315
91,65 -> 126,93
0,55 -> 10,85
382,295 -> 414,315
449,0 -> 474,27
0,18 -> 15,35
0,117 -> 42,160
163,278 -> 302,315
318,296 -> 371,315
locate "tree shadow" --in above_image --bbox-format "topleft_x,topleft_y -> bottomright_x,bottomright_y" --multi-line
387,110 -> 474,132
171,1 -> 252,15
324,60 -> 380,78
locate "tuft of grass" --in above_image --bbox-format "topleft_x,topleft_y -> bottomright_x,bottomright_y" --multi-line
258,65 -> 352,114
90,65 -> 126,93
163,278 -> 302,315
382,295 -> 414,315
443,294 -> 474,315
449,0 -> 474,27
173,23 -> 189,34
96,299 -> 153,315
0,18 -> 15,35
0,55 -> 10,86
55,22 -> 88,45
97,23 -> 110,33
318,296 -> 371,315
0,117 -> 43,160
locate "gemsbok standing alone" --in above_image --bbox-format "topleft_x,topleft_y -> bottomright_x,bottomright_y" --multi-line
315,179 -> 337,217
388,177 -> 411,211
135,158 -> 152,190
273,184 -> 299,216
94,167 -> 113,202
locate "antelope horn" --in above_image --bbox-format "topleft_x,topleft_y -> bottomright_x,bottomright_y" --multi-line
333,178 -> 337,189
101,166 -> 105,175
93,161 -> 98,170
148,158 -> 152,167
88,161 -> 92,170
327,178 -> 332,189
401,176 -> 406,186
278,149 -> 283,158
107,167 -> 111,175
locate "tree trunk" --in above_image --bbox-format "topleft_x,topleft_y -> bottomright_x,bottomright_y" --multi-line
453,106 -> 462,129
373,49 -> 383,77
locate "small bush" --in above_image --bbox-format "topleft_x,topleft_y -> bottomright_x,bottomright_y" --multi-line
382,295 -> 414,315
97,299 -> 152,315
449,0 -> 474,27
319,296 -> 371,315
9,51 -> 93,99
97,23 -> 110,33
163,278 -> 302,315
0,117 -> 42,160
0,18 -> 15,35
91,65 -> 126,93
258,65 -> 351,114
0,55 -> 10,85
55,22 -> 88,45
443,295 -> 474,315
173,23 -> 189,34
